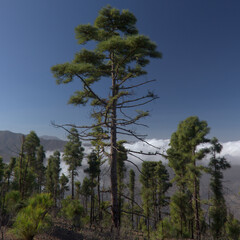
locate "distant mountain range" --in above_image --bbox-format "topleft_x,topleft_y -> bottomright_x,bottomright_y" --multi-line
0,130 -> 67,162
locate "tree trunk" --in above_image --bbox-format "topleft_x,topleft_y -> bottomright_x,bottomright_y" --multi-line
71,170 -> 74,199
193,153 -> 200,240
131,197 -> 134,229
110,111 -> 119,229
19,136 -> 25,199
90,186 -> 93,227
110,52 -> 120,230
97,174 -> 102,221
194,176 -> 200,240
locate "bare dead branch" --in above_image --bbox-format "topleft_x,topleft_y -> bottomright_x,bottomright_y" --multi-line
120,193 -> 144,211
117,95 -> 156,107
116,131 -> 147,138
128,149 -> 168,159
124,159 -> 144,175
117,126 -> 162,151
128,152 -> 145,162
117,97 -> 158,109
75,73 -> 107,106
120,79 -> 156,90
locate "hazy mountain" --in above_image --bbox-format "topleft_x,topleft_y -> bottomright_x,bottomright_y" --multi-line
40,135 -> 63,141
0,130 -> 67,162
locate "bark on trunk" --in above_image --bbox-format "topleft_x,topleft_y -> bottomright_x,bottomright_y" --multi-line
193,150 -> 200,240
110,108 -> 119,229
71,170 -> 74,199
194,176 -> 200,240
97,174 -> 102,221
19,136 -> 25,199
110,51 -> 120,229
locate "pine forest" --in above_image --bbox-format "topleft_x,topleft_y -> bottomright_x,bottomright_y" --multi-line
0,5 -> 239,240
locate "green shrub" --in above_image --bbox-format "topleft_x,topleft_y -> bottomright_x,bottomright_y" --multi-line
151,217 -> 178,240
225,214 -> 240,240
11,193 -> 53,240
60,196 -> 84,228
5,190 -> 22,214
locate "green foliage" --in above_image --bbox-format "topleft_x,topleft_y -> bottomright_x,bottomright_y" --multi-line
117,141 -> 127,190
85,151 -> 101,183
35,145 -> 46,193
59,173 -> 69,199
167,116 -> 210,238
170,191 -> 192,238
5,190 -> 22,215
45,151 -> 61,205
140,161 -> 171,233
64,128 -> 84,199
11,132 -> 43,198
167,116 -> 210,190
208,137 -> 230,239
11,193 -> 53,240
129,169 -> 135,228
4,157 -> 16,186
225,214 -> 240,240
24,131 -> 40,155
0,156 -> 4,184
81,177 -> 92,198
64,128 -> 84,172
51,4 -> 161,137
75,180 -> 81,200
24,131 -> 40,169
116,141 -> 127,225
51,5 -> 161,228
151,217 -> 178,239
60,196 -> 84,228
80,177 -> 91,212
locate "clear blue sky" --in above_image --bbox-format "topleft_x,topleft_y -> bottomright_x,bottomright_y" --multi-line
0,0 -> 239,141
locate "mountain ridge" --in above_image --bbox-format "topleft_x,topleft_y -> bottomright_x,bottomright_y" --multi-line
0,130 -> 67,162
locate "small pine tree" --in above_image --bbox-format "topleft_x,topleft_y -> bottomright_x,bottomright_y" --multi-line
225,214 -> 240,240
129,169 -> 135,229
35,145 -> 46,193
60,196 -> 84,229
208,137 -> 230,239
63,128 -> 84,199
116,141 -> 127,227
45,151 -> 61,206
84,151 -> 100,225
59,173 -> 69,200
11,193 -> 53,240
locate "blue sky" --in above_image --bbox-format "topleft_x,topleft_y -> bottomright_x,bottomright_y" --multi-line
0,0 -> 239,141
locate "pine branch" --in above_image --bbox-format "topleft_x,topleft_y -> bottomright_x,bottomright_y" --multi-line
75,73 -> 107,106
116,94 -> 156,107
117,97 -> 158,108
128,149 -> 168,158
120,79 -> 156,90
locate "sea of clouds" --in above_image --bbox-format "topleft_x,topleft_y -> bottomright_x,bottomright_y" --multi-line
129,139 -> 240,165
45,139 -> 240,180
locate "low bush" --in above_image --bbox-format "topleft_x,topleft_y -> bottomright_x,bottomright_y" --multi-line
11,193 -> 53,240
60,196 -> 84,229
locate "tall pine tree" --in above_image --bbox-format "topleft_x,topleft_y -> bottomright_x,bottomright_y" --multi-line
51,5 -> 161,228
167,116 -> 210,239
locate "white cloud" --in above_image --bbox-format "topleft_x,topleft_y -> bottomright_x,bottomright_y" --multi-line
125,139 -> 240,165
45,139 -> 240,179
221,141 -> 240,165
124,139 -> 169,163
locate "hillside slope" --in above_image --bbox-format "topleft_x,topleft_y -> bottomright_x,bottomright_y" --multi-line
0,130 -> 67,162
